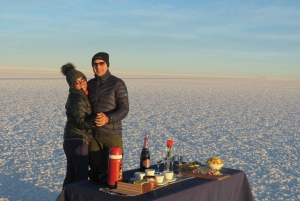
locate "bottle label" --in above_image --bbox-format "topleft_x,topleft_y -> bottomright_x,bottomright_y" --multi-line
142,159 -> 150,168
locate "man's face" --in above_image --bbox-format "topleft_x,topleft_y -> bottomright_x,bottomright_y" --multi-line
92,59 -> 108,76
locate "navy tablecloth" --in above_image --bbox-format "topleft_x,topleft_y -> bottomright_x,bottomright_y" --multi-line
56,166 -> 253,201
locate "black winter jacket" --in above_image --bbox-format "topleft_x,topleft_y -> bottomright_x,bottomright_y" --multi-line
64,88 -> 95,142
87,70 -> 129,138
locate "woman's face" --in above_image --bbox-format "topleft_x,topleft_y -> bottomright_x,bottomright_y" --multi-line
73,76 -> 87,91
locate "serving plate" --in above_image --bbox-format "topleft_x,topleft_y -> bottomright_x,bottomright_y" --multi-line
165,176 -> 176,182
157,180 -> 168,186
181,169 -> 230,181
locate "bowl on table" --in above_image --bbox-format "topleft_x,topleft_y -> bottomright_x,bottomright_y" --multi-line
206,163 -> 224,170
134,172 -> 146,181
145,169 -> 155,176
154,174 -> 164,184
163,171 -> 174,180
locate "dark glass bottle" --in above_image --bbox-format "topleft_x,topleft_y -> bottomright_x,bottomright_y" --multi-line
140,134 -> 150,171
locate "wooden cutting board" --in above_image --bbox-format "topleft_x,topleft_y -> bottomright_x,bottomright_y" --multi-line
181,170 -> 230,181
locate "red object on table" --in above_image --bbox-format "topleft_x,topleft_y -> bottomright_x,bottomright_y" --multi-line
108,147 -> 123,188
167,140 -> 174,147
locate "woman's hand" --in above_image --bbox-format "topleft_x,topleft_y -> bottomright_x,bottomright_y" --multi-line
95,112 -> 109,126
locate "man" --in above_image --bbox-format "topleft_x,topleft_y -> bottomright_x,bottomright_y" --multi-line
87,52 -> 129,171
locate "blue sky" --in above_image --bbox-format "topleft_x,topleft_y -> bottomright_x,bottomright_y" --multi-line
0,0 -> 299,78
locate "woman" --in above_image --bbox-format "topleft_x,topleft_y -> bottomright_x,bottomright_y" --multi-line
61,63 -> 96,187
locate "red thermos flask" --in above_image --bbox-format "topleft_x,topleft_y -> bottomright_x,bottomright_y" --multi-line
107,146 -> 123,188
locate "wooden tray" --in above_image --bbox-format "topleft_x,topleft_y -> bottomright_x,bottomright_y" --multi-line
181,170 -> 230,181
110,181 -> 152,196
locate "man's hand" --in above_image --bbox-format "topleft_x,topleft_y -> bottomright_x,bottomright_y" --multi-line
95,112 -> 109,126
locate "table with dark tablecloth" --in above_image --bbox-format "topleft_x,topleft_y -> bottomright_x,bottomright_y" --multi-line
56,165 -> 253,201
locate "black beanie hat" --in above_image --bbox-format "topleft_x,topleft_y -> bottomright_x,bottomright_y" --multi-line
91,52 -> 109,67
61,63 -> 86,88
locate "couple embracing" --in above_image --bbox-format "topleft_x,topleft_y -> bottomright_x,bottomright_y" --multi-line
60,52 -> 129,187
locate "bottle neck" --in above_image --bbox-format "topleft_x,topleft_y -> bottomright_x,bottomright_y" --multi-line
143,134 -> 148,149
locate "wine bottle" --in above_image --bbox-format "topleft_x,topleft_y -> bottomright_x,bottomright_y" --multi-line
140,134 -> 150,171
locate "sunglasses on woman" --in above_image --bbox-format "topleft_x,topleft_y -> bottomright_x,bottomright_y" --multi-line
74,77 -> 87,85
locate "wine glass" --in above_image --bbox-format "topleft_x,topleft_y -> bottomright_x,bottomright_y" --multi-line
162,146 -> 168,171
173,151 -> 181,176
154,149 -> 164,174
176,147 -> 185,177
170,147 -> 176,171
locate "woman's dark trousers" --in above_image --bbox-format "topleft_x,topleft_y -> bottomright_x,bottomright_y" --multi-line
63,139 -> 89,187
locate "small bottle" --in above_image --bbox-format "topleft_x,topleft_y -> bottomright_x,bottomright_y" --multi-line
140,134 -> 150,171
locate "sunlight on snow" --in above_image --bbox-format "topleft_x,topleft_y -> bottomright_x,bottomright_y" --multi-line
0,76 -> 299,200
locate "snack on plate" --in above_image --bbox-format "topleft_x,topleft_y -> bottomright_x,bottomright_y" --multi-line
213,171 -> 221,176
143,176 -> 157,189
189,160 -> 201,166
192,169 -> 222,176
206,156 -> 225,165
180,160 -> 201,170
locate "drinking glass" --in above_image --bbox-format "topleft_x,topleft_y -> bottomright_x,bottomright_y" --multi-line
170,147 -> 176,171
176,147 -> 185,177
173,152 -> 180,176
154,149 -> 164,174
162,146 -> 168,170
